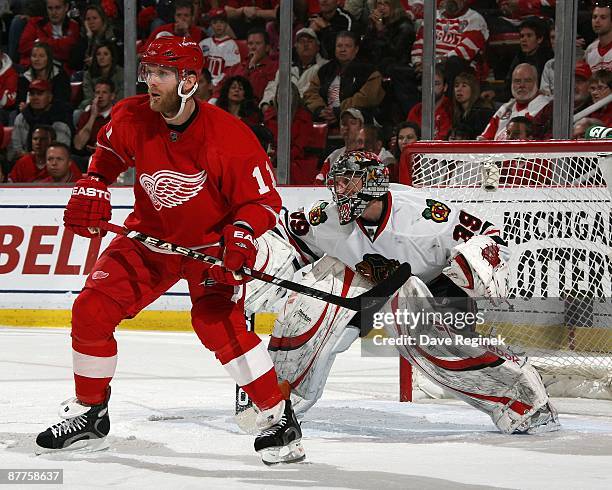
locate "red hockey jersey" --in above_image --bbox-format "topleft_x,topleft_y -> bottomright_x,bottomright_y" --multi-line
89,95 -> 280,246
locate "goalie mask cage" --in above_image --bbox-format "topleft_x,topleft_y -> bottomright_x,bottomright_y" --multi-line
399,140 -> 612,400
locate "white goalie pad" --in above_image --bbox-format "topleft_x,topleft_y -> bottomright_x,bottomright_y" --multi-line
244,231 -> 298,316
380,276 -> 554,434
443,235 -> 510,305
268,255 -> 372,414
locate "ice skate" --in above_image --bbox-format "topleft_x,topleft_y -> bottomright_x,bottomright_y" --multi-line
515,401 -> 561,434
254,399 -> 305,465
35,392 -> 110,454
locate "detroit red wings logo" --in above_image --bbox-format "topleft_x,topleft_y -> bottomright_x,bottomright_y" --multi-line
482,243 -> 501,268
139,170 -> 207,211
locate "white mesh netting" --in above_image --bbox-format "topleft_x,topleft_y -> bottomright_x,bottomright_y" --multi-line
408,141 -> 612,399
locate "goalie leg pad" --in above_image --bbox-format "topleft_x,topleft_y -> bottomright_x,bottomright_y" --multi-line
380,276 -> 553,434
245,231 -> 298,316
268,256 -> 371,414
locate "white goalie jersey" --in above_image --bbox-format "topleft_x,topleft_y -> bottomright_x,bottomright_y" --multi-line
284,186 -> 509,287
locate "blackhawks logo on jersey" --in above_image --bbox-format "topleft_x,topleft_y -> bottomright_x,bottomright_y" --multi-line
422,199 -> 451,223
356,254 -> 400,285
308,201 -> 328,226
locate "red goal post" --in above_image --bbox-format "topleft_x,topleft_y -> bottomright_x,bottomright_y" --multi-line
398,139 -> 612,401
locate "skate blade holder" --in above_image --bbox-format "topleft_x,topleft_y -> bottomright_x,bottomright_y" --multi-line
259,440 -> 305,465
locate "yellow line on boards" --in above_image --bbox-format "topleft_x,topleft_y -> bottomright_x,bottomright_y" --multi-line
0,309 -> 276,335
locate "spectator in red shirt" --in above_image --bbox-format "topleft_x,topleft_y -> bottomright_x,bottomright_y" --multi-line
224,27 -> 278,103
264,82 -> 319,184
73,79 -> 115,161
0,47 -> 18,123
18,0 -> 80,69
39,141 -> 81,183
7,125 -> 78,182
140,0 -> 204,53
407,64 -> 452,140
501,115 -> 552,186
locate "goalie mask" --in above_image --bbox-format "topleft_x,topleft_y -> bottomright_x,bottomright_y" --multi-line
327,150 -> 390,225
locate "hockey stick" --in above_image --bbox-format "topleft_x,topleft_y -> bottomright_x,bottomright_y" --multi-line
99,222 -> 412,312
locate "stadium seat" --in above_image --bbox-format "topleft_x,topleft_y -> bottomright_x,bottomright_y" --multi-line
306,122 -> 328,153
70,82 -> 83,108
1,126 -> 13,149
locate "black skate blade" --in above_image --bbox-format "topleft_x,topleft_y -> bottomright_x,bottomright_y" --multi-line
35,437 -> 109,455
258,440 -> 305,465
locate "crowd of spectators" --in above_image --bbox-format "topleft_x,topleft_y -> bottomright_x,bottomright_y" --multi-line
0,0 -> 610,185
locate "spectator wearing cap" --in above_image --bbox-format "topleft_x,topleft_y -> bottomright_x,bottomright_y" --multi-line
140,0 -> 204,54
223,27 -> 278,103
260,27 -> 327,111
303,30 -> 384,126
39,141 -> 81,183
503,17 -> 553,99
9,78 -> 72,162
308,0 -> 356,60
199,8 -> 241,89
314,107 -> 364,184
480,63 -> 550,140
407,64 -> 453,140
18,0 -> 80,70
17,41 -> 70,107
0,46 -> 18,123
533,61 -> 594,139
584,3 -> 612,73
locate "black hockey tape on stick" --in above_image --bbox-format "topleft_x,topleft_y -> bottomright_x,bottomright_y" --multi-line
99,222 -> 412,312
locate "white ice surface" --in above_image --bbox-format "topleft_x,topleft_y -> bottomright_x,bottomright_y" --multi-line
1,327 -> 612,490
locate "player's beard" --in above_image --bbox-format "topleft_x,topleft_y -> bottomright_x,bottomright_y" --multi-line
149,90 -> 181,117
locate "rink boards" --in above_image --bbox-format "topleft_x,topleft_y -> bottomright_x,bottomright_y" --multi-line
0,185 -> 610,334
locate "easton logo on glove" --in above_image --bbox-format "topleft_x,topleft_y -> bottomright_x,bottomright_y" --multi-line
72,186 -> 111,201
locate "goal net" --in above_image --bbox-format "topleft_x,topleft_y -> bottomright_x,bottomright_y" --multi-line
403,140 -> 612,400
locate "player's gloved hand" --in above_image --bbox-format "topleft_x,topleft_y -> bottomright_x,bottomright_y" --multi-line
64,175 -> 111,238
207,224 -> 257,285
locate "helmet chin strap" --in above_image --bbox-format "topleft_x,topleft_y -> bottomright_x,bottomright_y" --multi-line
162,79 -> 199,123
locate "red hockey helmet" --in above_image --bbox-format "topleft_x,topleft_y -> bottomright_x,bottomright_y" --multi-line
140,36 -> 204,78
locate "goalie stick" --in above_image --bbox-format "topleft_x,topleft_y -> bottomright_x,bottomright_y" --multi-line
99,221 -> 412,312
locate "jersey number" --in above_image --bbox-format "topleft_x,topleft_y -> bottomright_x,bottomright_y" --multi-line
289,210 -> 309,236
453,210 -> 483,242
252,163 -> 276,195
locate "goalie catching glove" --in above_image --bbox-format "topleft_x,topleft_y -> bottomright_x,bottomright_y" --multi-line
64,175 -> 111,238
443,235 -> 510,305
207,223 -> 257,285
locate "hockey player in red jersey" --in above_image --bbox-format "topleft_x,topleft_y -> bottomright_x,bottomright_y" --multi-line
35,36 -> 304,465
